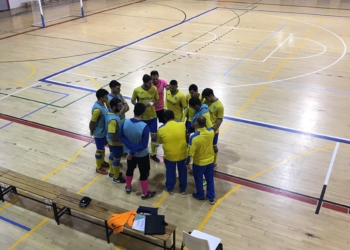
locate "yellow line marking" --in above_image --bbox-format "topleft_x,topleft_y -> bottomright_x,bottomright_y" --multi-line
77,174 -> 103,194
41,148 -> 84,181
7,217 -> 50,250
0,62 -> 36,87
0,195 -> 21,212
197,144 -> 334,230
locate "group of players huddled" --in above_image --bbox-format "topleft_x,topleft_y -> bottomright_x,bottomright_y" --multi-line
89,71 -> 224,203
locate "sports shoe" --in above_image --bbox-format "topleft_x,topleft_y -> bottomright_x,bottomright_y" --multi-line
150,154 -> 160,163
109,172 -> 122,178
192,192 -> 205,201
203,179 -> 207,186
125,186 -> 132,194
141,191 -> 156,199
96,168 -> 108,175
164,187 -> 174,195
180,190 -> 186,195
113,176 -> 126,183
101,162 -> 109,168
206,196 -> 215,205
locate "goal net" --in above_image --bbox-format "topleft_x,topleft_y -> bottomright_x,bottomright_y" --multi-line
31,0 -> 84,27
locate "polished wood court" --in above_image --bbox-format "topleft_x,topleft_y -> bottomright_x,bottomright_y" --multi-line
1,0 -> 350,249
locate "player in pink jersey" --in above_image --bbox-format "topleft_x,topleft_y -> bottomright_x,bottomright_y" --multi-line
151,70 -> 169,124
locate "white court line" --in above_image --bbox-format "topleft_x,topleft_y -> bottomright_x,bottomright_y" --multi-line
269,37 -> 327,60
215,15 -> 347,88
172,31 -> 217,44
0,82 -> 40,101
131,44 -> 263,62
262,33 -> 293,62
324,142 -> 339,185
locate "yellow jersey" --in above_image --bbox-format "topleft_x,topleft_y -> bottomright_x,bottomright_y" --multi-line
158,120 -> 187,161
186,127 -> 214,166
107,114 -> 123,146
165,90 -> 187,121
132,86 -> 159,120
206,99 -> 224,133
183,93 -> 202,122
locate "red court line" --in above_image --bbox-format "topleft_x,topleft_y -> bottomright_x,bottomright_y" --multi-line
0,0 -> 145,41
0,114 -> 91,143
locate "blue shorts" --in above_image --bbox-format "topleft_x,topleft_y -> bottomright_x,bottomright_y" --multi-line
109,145 -> 123,159
213,133 -> 219,146
95,137 -> 107,151
143,118 -> 158,134
186,121 -> 194,134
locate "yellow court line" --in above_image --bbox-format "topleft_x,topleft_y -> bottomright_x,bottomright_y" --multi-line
197,144 -> 335,230
0,62 -> 36,87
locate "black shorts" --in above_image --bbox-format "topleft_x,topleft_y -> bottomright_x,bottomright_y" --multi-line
156,109 -> 166,124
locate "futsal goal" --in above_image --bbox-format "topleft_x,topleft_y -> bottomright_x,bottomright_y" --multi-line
31,0 -> 84,28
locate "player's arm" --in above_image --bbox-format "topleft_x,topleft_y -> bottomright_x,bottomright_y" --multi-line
214,106 -> 224,132
186,137 -> 196,168
120,122 -> 137,150
122,96 -> 129,113
131,89 -> 138,105
130,125 -> 150,155
89,109 -> 101,136
182,107 -> 188,122
108,120 -> 121,143
204,112 -> 213,129
153,87 -> 160,106
163,80 -> 169,90
180,95 -> 188,120
157,129 -> 163,144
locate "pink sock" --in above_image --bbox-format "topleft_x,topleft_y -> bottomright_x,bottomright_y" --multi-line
140,180 -> 148,196
126,176 -> 133,189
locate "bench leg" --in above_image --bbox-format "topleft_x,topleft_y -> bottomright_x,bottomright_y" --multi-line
52,203 -> 60,225
105,220 -> 110,244
172,230 -> 176,250
11,186 -> 17,194
0,186 -> 3,202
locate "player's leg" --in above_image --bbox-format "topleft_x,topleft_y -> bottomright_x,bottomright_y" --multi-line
203,163 -> 215,204
101,139 -> 109,168
149,118 -> 160,162
177,159 -> 187,194
213,133 -> 219,169
192,164 -> 206,200
164,159 -> 176,194
95,137 -> 108,175
111,145 -> 125,183
139,155 -> 156,199
125,155 -> 137,193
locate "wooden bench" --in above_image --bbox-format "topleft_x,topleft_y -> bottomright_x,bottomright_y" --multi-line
53,190 -> 176,250
0,171 -> 66,205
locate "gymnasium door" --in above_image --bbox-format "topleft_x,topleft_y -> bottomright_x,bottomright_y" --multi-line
0,0 -> 9,11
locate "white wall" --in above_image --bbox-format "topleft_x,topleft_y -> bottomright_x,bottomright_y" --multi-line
9,0 -> 29,9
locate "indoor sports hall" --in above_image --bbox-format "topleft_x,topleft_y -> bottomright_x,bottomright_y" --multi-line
0,0 -> 350,249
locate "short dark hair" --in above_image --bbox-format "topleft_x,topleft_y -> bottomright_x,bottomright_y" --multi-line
109,80 -> 121,88
150,70 -> 159,76
96,88 -> 108,100
202,88 -> 214,97
134,103 -> 146,116
142,74 -> 152,83
110,98 -> 121,110
189,84 -> 198,92
196,116 -> 206,127
189,97 -> 202,107
164,110 -> 175,122
169,80 -> 177,86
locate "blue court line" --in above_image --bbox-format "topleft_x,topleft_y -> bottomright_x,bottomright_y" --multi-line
0,88 -> 68,130
224,116 -> 350,144
223,23 -> 286,76
0,216 -> 31,231
218,7 -> 350,18
39,7 -> 218,82
225,75 -> 350,95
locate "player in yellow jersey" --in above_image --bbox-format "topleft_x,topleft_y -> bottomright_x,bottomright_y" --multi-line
202,88 -> 224,169
183,84 -> 201,141
165,80 -> 187,122
131,74 -> 160,162
106,80 -> 129,123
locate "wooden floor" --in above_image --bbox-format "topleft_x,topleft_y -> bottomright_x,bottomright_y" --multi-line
1,0 -> 350,249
